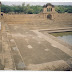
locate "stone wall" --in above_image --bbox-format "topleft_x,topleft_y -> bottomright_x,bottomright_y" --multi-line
4,13 -> 72,21
37,12 -> 72,20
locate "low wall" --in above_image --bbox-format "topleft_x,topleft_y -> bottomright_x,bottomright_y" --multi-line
39,27 -> 72,33
26,60 -> 71,71
0,22 -> 1,30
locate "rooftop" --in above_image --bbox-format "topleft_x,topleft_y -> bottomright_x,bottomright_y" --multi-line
43,3 -> 54,8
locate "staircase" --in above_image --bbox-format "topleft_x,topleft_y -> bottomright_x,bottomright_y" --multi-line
1,21 -> 26,70
3,13 -> 72,30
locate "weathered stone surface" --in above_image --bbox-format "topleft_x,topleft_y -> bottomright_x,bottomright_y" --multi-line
0,59 -> 4,70
26,60 -> 71,71
0,12 -> 72,70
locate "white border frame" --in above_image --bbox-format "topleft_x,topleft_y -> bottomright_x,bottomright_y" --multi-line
0,0 -> 72,2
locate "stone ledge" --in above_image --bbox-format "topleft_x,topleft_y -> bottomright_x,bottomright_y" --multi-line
26,60 -> 71,71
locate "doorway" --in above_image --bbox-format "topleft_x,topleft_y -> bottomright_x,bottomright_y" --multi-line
47,14 -> 52,19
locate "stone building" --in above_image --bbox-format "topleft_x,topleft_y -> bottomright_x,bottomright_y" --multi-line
42,3 -> 56,19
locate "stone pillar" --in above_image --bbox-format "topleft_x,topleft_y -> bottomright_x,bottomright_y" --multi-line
0,2 -> 1,20
43,8 -> 47,13
52,8 -> 55,12
0,2 -> 1,31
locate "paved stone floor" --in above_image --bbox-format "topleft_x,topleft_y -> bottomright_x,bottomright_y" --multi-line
0,22 -> 72,70
8,24 -> 72,70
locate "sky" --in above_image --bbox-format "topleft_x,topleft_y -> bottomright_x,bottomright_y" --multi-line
1,2 -> 72,6
0,0 -> 72,2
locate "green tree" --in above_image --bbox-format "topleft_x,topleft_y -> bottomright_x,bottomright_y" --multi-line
1,3 -> 72,14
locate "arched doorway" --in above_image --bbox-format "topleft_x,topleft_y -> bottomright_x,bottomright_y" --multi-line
47,14 -> 52,19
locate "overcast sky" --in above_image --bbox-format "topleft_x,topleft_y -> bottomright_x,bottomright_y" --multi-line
1,2 -> 72,6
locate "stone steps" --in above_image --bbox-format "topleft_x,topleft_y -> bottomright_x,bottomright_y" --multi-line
2,23 -> 25,70
0,31 -> 4,70
1,22 -> 15,70
4,14 -> 72,25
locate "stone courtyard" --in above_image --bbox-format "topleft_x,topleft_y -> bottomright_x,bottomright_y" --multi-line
0,2 -> 72,71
